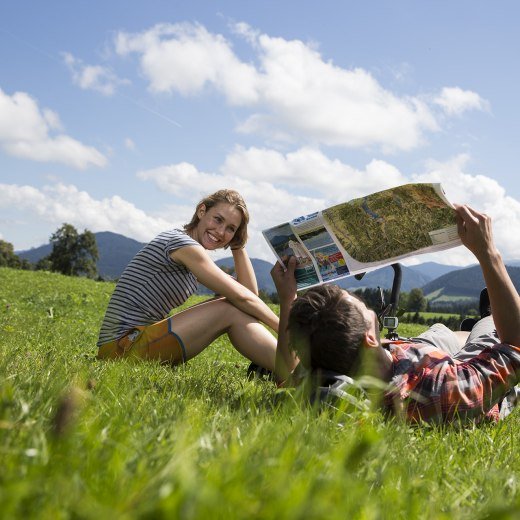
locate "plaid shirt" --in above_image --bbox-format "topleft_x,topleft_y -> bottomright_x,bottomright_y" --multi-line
384,341 -> 520,423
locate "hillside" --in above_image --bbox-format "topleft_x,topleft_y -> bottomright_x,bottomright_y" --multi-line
17,231 -> 520,298
340,264 -> 431,292
11,231 -> 463,294
407,261 -> 465,279
1,268 -> 515,518
214,257 -> 276,293
211,259 -> 431,294
18,231 -> 146,280
423,264 -> 520,300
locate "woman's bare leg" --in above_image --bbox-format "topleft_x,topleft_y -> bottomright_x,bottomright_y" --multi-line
163,298 -> 277,370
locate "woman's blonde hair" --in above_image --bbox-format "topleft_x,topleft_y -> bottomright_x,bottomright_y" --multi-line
184,189 -> 249,249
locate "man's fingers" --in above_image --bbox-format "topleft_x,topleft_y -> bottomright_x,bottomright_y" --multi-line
464,205 -> 484,223
271,255 -> 297,278
286,255 -> 297,272
271,261 -> 284,276
456,204 -> 486,232
456,211 -> 465,237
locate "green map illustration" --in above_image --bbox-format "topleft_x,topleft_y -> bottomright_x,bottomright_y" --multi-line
322,184 -> 456,263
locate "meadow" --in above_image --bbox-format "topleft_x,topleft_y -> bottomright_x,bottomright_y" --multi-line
0,267 -> 519,519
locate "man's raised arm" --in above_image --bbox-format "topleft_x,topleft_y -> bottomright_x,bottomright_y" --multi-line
455,204 -> 520,346
270,256 -> 300,381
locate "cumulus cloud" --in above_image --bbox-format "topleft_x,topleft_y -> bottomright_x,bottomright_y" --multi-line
137,159 -> 325,260
124,137 -> 136,150
3,148 -> 519,265
434,87 -> 489,116
0,88 -> 107,169
0,183 -> 169,243
221,146 -> 406,201
413,154 -> 520,264
115,23 -> 259,105
114,22 -> 442,151
63,52 -> 129,96
138,149 -> 520,263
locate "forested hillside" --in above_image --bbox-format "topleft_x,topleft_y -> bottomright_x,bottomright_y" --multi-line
423,264 -> 520,298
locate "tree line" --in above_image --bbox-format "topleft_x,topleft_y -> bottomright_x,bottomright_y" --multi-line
254,280 -> 479,317
3,226 -> 479,318
1,224 -> 99,279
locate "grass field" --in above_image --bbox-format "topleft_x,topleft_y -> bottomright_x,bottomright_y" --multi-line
403,311 -> 460,320
402,311 -> 467,322
1,267 -> 519,519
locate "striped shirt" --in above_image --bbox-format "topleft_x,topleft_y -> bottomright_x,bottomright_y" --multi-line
97,229 -> 199,346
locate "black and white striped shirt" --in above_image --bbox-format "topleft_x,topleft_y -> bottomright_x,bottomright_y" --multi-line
97,229 -> 199,346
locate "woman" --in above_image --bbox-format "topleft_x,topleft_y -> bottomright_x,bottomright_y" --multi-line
97,189 -> 279,372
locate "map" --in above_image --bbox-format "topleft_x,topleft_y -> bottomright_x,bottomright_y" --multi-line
263,183 -> 461,290
322,184 -> 457,263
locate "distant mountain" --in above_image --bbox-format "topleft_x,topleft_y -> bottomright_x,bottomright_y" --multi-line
94,232 -> 146,278
211,260 -> 431,294
339,264 -> 431,292
17,243 -> 53,264
17,231 -> 146,280
407,261 -> 466,280
214,257 -> 276,294
16,232 -> 276,288
422,264 -> 520,300
17,232 -> 520,298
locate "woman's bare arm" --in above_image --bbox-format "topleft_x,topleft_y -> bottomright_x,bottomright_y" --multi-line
232,247 -> 259,295
170,245 -> 279,332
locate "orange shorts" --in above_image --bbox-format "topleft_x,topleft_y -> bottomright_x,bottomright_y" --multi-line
97,316 -> 186,365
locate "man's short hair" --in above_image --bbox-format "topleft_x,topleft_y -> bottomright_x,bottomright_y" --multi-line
288,284 -> 368,376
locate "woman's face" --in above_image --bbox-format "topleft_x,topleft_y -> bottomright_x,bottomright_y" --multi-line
193,202 -> 242,250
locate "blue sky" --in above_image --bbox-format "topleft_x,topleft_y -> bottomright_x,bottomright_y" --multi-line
1,0 -> 519,266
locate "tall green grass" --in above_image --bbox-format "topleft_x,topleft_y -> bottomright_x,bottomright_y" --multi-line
0,267 -> 518,519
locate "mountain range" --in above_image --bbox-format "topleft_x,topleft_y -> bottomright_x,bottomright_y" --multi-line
17,231 -> 520,300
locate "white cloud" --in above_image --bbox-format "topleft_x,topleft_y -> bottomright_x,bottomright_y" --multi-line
434,87 -> 489,116
230,21 -> 260,45
251,35 -> 438,151
412,154 -> 520,264
137,158 -> 325,259
63,52 -> 129,96
115,23 -> 259,105
220,146 -> 406,201
138,149 -> 520,263
124,137 -> 136,150
0,88 -> 107,169
114,22 -> 442,151
0,183 -> 169,243
137,160 -> 323,218
3,149 -> 519,265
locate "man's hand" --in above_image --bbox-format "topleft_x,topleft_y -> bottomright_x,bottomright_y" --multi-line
455,204 -> 498,262
271,256 -> 297,304
455,203 -> 520,345
271,255 -> 300,380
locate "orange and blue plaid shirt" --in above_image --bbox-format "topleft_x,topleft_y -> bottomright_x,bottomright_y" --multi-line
384,341 -> 520,423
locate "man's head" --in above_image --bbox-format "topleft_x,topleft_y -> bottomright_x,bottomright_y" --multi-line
288,284 -> 380,376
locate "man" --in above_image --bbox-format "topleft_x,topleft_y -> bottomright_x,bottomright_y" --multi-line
271,205 -> 520,423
